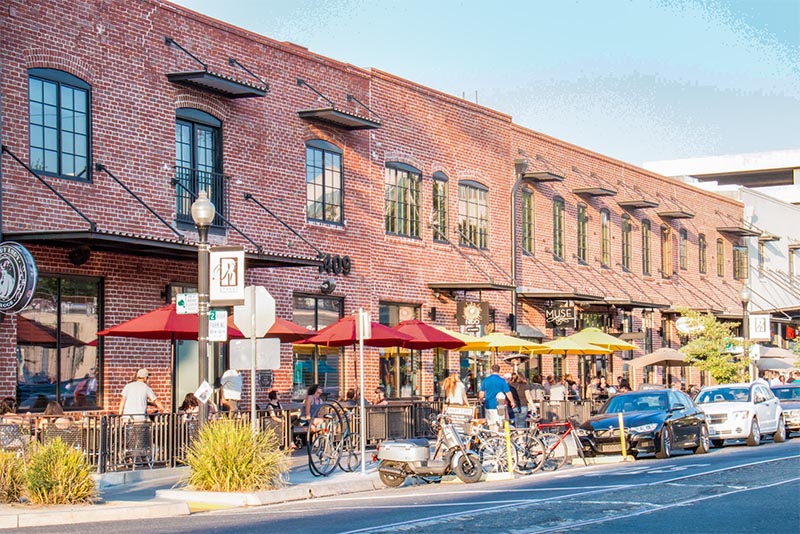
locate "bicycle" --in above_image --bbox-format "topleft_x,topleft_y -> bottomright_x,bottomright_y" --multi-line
307,401 -> 361,477
526,416 -> 585,471
467,418 -> 519,474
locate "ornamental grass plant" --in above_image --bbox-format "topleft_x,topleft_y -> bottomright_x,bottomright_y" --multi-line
0,451 -> 25,503
24,438 -> 97,505
186,419 -> 289,493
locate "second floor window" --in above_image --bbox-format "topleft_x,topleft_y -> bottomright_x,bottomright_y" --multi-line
679,229 -> 688,270
600,209 -> 610,267
28,69 -> 91,180
716,238 -> 725,277
458,181 -> 489,249
661,225 -> 673,278
175,108 -> 223,225
733,245 -> 748,280
642,219 -> 652,276
306,140 -> 343,224
385,163 -> 421,238
432,172 -> 448,241
553,197 -> 565,260
621,214 -> 631,271
577,204 -> 588,263
699,233 -> 707,274
522,188 -> 534,254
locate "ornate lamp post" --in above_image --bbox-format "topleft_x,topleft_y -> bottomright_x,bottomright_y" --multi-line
191,190 -> 216,422
740,285 -> 753,382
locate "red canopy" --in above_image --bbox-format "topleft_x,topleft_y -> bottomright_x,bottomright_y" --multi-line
228,315 -> 317,343
392,319 -> 465,350
97,303 -> 244,341
298,314 -> 414,348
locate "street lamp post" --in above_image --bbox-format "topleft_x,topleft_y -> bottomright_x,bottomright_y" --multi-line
740,285 -> 753,382
191,190 -> 216,423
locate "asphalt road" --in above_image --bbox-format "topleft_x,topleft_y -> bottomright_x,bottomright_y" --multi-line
23,438 -> 800,534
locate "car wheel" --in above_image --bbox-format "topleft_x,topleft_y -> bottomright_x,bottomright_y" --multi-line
773,416 -> 786,443
711,439 -> 725,448
746,418 -> 761,446
655,426 -> 672,459
694,424 -> 710,455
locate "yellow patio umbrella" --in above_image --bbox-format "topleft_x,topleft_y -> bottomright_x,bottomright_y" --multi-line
567,327 -> 637,351
529,337 -> 612,381
433,326 -> 489,351
476,331 -> 548,366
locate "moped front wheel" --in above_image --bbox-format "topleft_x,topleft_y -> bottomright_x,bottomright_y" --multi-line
454,453 -> 483,484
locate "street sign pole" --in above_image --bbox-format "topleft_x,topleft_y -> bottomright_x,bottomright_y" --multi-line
250,285 -> 258,433
356,309 -> 371,475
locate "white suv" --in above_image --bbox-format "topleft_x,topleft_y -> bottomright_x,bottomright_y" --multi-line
695,382 -> 786,447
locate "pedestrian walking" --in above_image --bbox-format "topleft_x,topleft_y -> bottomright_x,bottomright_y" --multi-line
119,368 -> 164,422
479,364 -> 515,429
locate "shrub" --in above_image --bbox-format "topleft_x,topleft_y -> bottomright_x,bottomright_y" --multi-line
0,451 -> 25,503
24,438 -> 97,504
186,419 -> 289,492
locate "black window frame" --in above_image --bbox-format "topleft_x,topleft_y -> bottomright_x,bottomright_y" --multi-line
432,172 -> 449,242
621,214 -> 632,271
577,203 -> 588,264
553,197 -> 565,260
699,233 -> 707,274
175,108 -> 224,227
679,229 -> 688,270
661,224 -> 673,278
28,68 -> 92,181
642,219 -> 652,276
385,162 -> 422,239
600,208 -> 610,268
717,238 -> 725,277
305,139 -> 344,225
733,245 -> 748,281
522,187 -> 535,255
458,180 -> 489,250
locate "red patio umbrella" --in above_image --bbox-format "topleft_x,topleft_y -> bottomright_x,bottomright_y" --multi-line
228,315 -> 317,343
391,319 -> 465,350
17,315 -> 86,347
97,303 -> 244,340
298,314 -> 414,348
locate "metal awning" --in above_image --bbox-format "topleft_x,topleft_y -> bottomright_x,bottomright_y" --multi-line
428,282 -> 515,292
717,226 -> 761,237
516,289 -> 605,301
522,171 -> 564,183
297,107 -> 382,130
604,298 -> 670,309
658,210 -> 695,219
617,198 -> 659,209
759,233 -> 780,242
3,229 -> 321,269
572,186 -> 617,197
166,71 -> 268,98
516,324 -> 546,340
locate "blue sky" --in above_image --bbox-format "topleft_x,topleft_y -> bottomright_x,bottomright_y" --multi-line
172,0 -> 799,166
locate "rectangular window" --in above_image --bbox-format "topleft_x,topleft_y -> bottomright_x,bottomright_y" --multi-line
306,140 -> 343,224
733,246 -> 748,280
291,295 -> 343,401
661,225 -> 673,278
522,189 -> 534,254
577,204 -> 588,263
621,215 -> 631,271
679,229 -> 688,270
18,276 -> 101,411
699,234 -> 707,274
379,303 -> 420,398
458,181 -> 489,249
175,108 -> 223,226
29,69 -> 91,180
553,198 -> 565,259
432,173 -> 448,241
789,246 -> 800,278
717,239 -> 725,277
642,220 -> 651,275
758,241 -> 765,270
601,209 -> 610,267
385,163 -> 421,238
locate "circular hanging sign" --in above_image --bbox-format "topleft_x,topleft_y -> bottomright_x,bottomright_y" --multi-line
0,242 -> 38,314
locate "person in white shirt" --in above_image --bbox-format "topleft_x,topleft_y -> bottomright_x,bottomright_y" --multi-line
220,368 -> 243,412
119,368 -> 164,422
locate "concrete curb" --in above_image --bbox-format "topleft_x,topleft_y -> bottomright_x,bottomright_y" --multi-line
93,467 -> 190,489
0,501 -> 190,530
574,455 -> 635,465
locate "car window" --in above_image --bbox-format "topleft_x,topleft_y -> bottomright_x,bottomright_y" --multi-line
772,387 -> 800,401
696,387 -> 749,404
605,393 -> 667,413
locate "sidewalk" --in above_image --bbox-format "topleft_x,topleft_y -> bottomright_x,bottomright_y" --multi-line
0,449 -> 382,530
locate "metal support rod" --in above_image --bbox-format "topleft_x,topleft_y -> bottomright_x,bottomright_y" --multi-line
346,94 -> 381,121
244,193 -> 323,256
228,58 -> 270,92
296,78 -> 335,107
95,163 -> 184,240
165,37 -> 207,70
2,145 -> 97,230
197,223 -> 210,424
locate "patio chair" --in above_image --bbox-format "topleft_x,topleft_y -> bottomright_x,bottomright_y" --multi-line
0,423 -> 29,457
42,421 -> 83,449
123,422 -> 153,469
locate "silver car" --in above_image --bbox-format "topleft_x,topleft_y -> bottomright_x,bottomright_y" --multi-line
771,383 -> 800,435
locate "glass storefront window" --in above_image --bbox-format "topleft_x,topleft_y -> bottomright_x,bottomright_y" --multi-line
292,295 -> 342,401
17,275 -> 101,411
378,302 -> 419,398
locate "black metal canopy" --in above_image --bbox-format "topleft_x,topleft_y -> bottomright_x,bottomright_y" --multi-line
573,186 -> 617,197
297,107 -> 381,130
657,209 -> 695,219
617,198 -> 659,209
717,225 -> 761,237
166,71 -> 268,98
522,170 -> 564,183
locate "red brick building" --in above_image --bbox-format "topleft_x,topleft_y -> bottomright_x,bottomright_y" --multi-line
0,0 -> 747,412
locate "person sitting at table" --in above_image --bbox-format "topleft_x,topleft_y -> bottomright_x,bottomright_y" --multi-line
179,392 -> 216,421
265,390 -> 283,421
303,384 -> 325,432
38,400 -> 73,430
0,397 -> 28,425
373,385 -> 389,406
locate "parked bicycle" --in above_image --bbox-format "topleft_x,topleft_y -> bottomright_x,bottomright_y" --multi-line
307,401 -> 361,477
525,416 -> 585,471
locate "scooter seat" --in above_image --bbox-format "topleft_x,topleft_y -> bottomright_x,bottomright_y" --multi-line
407,438 -> 430,447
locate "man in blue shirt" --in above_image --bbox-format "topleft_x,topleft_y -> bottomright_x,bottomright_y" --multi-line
479,364 -> 516,429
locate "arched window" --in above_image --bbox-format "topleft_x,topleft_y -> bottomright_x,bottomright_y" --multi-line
717,238 -> 725,277
28,69 -> 91,180
642,219 -> 651,275
661,225 -> 673,278
458,180 -> 489,249
522,188 -> 534,254
306,140 -> 343,224
621,214 -> 632,271
679,229 -> 688,270
577,203 -> 588,263
699,234 -> 707,274
175,108 -> 223,225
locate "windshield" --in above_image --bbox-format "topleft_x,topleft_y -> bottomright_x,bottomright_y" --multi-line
604,394 -> 667,414
695,387 -> 750,404
772,387 -> 800,401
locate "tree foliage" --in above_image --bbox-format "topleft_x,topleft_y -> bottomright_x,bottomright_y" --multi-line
678,307 -> 748,384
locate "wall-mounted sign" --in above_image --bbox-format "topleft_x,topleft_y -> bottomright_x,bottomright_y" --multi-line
319,253 -> 351,275
0,242 -> 38,314
210,246 -> 245,306
457,302 -> 489,329
545,302 -> 575,328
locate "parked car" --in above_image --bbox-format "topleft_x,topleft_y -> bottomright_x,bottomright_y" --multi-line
770,383 -> 800,437
577,389 -> 709,459
695,382 -> 786,447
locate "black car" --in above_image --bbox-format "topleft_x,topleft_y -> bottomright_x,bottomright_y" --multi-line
577,389 -> 710,459
770,383 -> 800,435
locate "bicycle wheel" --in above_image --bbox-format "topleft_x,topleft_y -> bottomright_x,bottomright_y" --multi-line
337,434 -> 361,472
540,432 -> 569,471
513,432 -> 546,475
309,433 -> 340,476
478,436 -> 517,473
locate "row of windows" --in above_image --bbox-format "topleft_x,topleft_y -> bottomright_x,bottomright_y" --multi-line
26,69 -> 751,280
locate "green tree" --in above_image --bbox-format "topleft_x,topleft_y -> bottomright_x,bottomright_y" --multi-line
678,307 -> 748,383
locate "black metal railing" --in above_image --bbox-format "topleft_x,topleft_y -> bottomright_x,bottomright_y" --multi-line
174,165 -> 228,227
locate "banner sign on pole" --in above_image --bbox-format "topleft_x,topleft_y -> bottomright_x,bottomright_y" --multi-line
209,246 -> 245,306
